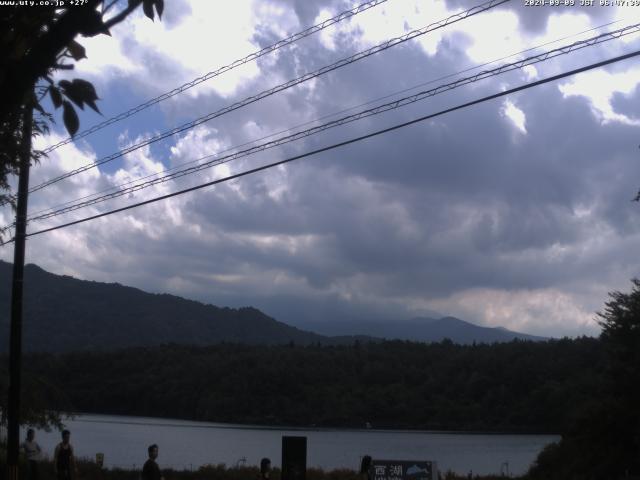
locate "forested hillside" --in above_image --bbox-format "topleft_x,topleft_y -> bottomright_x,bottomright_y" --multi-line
2,338 -> 601,433
0,262 -> 328,351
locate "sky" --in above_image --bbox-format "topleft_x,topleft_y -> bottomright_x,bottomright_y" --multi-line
2,0 -> 640,338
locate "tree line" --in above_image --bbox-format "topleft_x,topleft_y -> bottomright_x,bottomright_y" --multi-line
1,337 -> 602,433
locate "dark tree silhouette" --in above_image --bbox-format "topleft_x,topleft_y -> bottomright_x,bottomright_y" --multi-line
0,0 -> 164,211
597,278 -> 640,475
0,0 -> 166,426
529,279 -> 640,479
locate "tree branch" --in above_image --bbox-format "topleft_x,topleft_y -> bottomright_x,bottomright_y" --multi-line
102,0 -> 121,15
0,0 -> 144,123
0,2 -> 101,120
103,0 -> 143,29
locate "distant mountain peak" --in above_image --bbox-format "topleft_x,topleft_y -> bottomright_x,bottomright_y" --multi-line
299,315 -> 548,344
0,261 -> 548,353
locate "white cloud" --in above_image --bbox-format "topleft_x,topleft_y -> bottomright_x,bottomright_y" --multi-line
428,288 -> 600,337
501,99 -> 527,134
522,65 -> 538,81
542,12 -> 592,46
29,133 -> 101,206
73,35 -> 141,78
72,0 -> 270,98
129,1 -> 262,97
455,10 -> 524,63
169,125 -> 228,171
559,68 -> 640,125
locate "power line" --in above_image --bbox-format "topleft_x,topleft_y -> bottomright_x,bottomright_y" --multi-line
29,0 -> 509,194
25,22 -> 640,223
41,0 -> 390,154
25,16 -> 635,221
16,48 -> 640,241
33,0 -> 507,192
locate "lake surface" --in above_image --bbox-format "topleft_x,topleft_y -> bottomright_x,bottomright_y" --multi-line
26,414 -> 558,476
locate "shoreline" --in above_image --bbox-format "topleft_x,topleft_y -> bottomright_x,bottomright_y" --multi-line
63,412 -> 561,436
14,414 -> 555,476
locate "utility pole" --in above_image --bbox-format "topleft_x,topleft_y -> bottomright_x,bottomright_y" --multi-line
7,101 -> 33,480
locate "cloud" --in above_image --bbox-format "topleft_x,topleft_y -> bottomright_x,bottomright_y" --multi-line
428,287 -> 600,337
73,0 -> 268,99
501,99 -> 527,134
443,0 -> 617,35
558,67 -> 640,125
3,0 -> 640,340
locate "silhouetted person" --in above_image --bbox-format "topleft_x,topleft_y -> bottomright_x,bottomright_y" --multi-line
360,455 -> 372,480
142,444 -> 164,480
54,430 -> 76,480
259,457 -> 271,480
21,428 -> 42,480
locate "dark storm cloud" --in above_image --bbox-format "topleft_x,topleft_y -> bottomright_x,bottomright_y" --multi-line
610,83 -> 640,121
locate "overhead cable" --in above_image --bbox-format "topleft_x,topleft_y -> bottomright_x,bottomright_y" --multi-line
26,22 -> 640,223
41,0 -> 390,154
15,48 -> 640,240
30,0 -> 509,194
25,15 -> 634,221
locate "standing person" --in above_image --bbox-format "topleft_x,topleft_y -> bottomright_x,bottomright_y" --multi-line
259,458 -> 271,480
20,428 -> 42,480
360,456 -> 372,480
54,430 -> 76,480
142,444 -> 164,480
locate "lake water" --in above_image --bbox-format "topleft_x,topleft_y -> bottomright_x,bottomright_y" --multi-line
26,414 -> 558,477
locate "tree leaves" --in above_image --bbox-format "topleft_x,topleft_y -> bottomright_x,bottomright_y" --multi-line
155,0 -> 164,20
77,7 -> 111,37
62,101 -> 79,137
67,40 -> 87,61
142,0 -> 154,20
72,79 -> 100,113
56,78 -> 102,136
142,0 -> 164,20
0,0 -> 165,204
49,87 -> 62,109
58,79 -> 100,114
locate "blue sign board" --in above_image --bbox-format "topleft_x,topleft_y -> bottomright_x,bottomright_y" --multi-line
369,459 -> 436,480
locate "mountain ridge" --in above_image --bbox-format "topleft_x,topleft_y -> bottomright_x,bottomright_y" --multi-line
301,315 -> 547,343
0,260 -> 546,352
